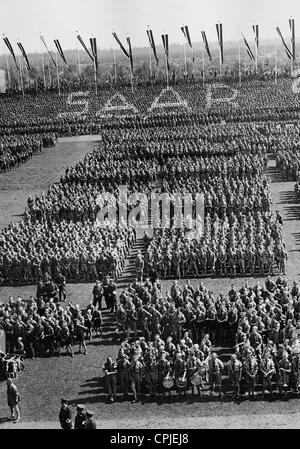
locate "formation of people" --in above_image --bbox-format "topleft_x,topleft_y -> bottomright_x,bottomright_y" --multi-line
0,277 -> 118,358
105,276 -> 300,402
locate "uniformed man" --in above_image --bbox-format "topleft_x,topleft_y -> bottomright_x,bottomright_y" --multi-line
7,378 -> 20,423
85,410 -> 97,429
74,404 -> 86,429
228,354 -> 243,399
59,398 -> 72,429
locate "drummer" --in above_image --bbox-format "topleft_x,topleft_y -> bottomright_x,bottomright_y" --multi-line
174,352 -> 187,397
205,352 -> 224,398
186,353 -> 203,397
157,352 -> 172,400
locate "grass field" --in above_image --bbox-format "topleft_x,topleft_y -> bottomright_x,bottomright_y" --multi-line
0,139 -> 299,429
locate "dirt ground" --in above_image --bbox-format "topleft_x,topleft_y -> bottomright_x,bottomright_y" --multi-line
0,139 -> 299,429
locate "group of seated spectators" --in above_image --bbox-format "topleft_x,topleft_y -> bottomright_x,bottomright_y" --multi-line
103,276 -> 300,402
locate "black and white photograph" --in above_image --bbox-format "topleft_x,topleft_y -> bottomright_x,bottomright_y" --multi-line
0,0 -> 300,432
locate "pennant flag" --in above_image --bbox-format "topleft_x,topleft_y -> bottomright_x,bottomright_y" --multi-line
17,42 -> 31,71
201,30 -> 212,61
54,39 -> 71,72
289,18 -> 296,61
40,35 -> 57,67
181,25 -> 194,62
147,29 -> 159,65
76,33 -> 94,61
242,34 -> 255,60
3,36 -> 19,70
112,32 -> 129,59
276,26 -> 293,60
216,23 -> 224,64
252,24 -> 259,51
126,37 -> 133,72
89,37 -> 98,72
161,34 -> 170,71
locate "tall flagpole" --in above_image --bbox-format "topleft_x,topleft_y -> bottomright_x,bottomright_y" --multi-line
275,43 -> 278,85
255,35 -> 258,76
18,55 -> 24,98
166,57 -> 169,88
148,28 -> 152,84
55,51 -> 61,96
48,62 -> 51,87
94,57 -> 98,95
184,41 -> 187,79
113,47 -> 117,83
291,18 -> 294,75
40,38 -> 46,91
238,39 -> 242,87
5,54 -> 11,90
77,44 -> 81,78
202,47 -> 205,88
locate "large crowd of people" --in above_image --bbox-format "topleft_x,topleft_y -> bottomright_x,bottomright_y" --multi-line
102,276 -> 300,402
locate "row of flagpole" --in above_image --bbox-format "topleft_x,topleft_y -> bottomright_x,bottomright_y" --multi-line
1,18 -> 297,95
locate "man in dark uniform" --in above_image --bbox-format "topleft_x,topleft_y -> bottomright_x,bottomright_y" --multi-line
85,410 -> 97,429
92,280 -> 103,309
7,378 -> 21,422
59,398 -> 72,429
56,271 -> 67,302
74,404 -> 86,429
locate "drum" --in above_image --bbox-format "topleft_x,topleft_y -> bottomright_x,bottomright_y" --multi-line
190,373 -> 202,386
176,376 -> 188,389
163,375 -> 174,389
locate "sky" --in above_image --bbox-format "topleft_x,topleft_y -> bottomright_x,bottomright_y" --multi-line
0,0 -> 300,53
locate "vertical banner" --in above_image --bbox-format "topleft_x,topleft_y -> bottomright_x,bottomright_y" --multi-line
126,37 -> 133,72
89,37 -> 98,72
289,18 -> 296,61
147,29 -> 159,65
276,26 -> 293,60
161,34 -> 170,71
242,34 -> 255,60
17,42 -> 31,71
3,36 -> 19,70
54,39 -> 71,72
216,23 -> 224,64
252,24 -> 259,51
201,30 -> 212,61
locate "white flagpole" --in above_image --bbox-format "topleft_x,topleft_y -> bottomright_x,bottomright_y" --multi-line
239,40 -> 242,87
18,55 -> 24,98
5,54 -> 11,90
184,41 -> 187,79
94,58 -> 98,95
55,51 -> 61,96
202,47 -> 205,88
275,43 -> 278,85
77,45 -> 81,77
147,26 -> 152,84
166,56 -> 169,87
255,34 -> 258,76
113,47 -> 117,83
291,19 -> 294,75
40,38 -> 46,90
